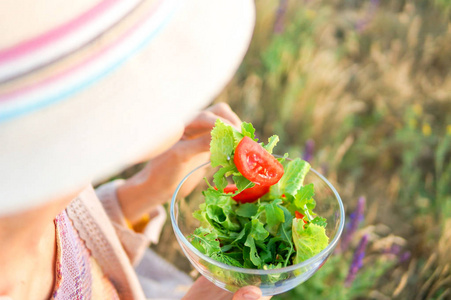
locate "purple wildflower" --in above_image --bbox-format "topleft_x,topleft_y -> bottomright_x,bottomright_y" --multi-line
345,234 -> 369,287
399,251 -> 411,263
389,244 -> 401,255
273,0 -> 288,34
355,0 -> 380,33
340,196 -> 366,253
383,244 -> 410,264
302,139 -> 315,162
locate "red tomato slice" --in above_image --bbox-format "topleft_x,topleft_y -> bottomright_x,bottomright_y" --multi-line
234,136 -> 284,186
295,211 -> 308,224
224,184 -> 269,203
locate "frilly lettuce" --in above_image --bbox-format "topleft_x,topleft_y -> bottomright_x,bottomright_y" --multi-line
189,120 -> 330,277
292,219 -> 329,264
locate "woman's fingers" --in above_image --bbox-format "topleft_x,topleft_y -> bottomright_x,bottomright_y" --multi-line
182,114 -> 236,141
182,111 -> 222,139
206,102 -> 242,128
176,133 -> 211,158
183,103 -> 242,140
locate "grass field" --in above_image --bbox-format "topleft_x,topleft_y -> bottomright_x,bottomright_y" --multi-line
153,0 -> 451,298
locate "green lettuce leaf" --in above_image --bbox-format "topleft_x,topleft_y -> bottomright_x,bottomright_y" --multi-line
232,174 -> 255,192
213,165 -> 233,191
241,122 -> 257,141
265,199 -> 285,235
245,236 -> 261,267
210,119 -> 235,168
243,219 -> 270,268
206,204 -> 241,232
249,218 -> 269,241
232,122 -> 257,147
292,219 -> 329,264
311,216 -> 327,227
263,263 -> 289,283
294,183 -> 316,220
195,187 -> 241,233
189,227 -> 221,256
263,135 -> 279,154
236,203 -> 258,218
269,158 -> 311,199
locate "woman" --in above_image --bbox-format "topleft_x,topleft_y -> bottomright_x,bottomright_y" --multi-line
0,0 -> 269,299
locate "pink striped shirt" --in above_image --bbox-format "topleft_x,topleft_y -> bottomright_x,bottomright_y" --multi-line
53,210 -> 120,299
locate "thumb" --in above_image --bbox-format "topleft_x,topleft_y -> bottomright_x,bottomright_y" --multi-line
232,286 -> 271,300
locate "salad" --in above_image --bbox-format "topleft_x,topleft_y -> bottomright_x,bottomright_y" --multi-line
188,120 -> 329,272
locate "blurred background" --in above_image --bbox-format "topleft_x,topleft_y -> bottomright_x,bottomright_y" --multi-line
153,0 -> 451,299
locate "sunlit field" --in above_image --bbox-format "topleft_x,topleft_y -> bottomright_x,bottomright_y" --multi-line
151,0 -> 451,298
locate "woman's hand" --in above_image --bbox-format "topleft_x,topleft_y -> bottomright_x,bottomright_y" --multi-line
183,276 -> 271,300
117,103 -> 241,224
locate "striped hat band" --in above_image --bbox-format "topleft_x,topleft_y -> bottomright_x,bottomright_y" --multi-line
0,0 -> 180,122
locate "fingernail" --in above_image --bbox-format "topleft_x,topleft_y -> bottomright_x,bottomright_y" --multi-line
243,291 -> 260,300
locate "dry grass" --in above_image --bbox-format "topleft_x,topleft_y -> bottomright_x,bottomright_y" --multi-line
149,0 -> 451,298
216,0 -> 451,298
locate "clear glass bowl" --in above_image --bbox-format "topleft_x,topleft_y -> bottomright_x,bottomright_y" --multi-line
170,162 -> 345,296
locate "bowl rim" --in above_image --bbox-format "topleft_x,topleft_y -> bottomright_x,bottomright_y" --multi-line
170,161 -> 345,275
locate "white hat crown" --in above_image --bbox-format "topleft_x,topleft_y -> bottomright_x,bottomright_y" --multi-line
0,0 -> 255,215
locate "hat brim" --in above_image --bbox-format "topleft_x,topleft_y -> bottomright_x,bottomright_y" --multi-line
0,0 -> 255,215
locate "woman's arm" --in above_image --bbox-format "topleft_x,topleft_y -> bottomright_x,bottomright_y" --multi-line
115,104 -> 271,300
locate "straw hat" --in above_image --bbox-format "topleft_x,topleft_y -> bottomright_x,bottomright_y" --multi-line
0,0 -> 255,215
